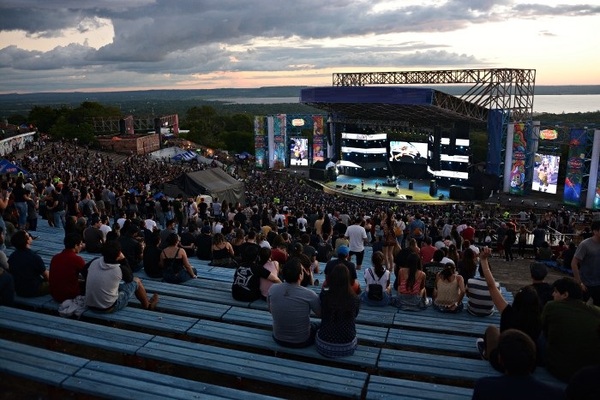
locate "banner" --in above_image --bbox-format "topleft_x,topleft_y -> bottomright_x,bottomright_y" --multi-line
563,129 -> 587,206
273,114 -> 287,169
312,115 -> 325,163
253,116 -> 267,169
595,162 -> 600,210
509,123 -> 527,195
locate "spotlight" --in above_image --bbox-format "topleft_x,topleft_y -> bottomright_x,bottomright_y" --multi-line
521,200 -> 524,205
508,198 -> 512,202
534,202 -> 537,206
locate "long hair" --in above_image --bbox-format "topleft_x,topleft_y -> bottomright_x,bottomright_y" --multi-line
440,263 -> 456,281
459,248 -> 477,279
512,285 -> 542,340
322,264 -> 356,321
371,251 -> 385,278
405,253 -> 422,290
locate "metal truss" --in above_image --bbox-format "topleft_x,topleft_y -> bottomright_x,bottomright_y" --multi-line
333,68 -> 536,123
92,114 -> 179,135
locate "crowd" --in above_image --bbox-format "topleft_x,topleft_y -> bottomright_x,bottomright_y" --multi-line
0,140 -> 599,398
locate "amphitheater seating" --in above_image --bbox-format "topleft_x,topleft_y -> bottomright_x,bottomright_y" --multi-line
1,221 -> 570,398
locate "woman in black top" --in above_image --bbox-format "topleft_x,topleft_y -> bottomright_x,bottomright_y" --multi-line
316,263 -> 360,358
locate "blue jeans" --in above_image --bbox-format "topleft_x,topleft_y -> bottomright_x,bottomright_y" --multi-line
53,210 -> 66,229
360,291 -> 391,307
112,281 -> 138,312
15,202 -> 27,228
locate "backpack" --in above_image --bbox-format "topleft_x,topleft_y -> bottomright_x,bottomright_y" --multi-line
367,269 -> 384,301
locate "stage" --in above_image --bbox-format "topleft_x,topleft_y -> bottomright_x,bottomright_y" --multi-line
319,175 -> 453,204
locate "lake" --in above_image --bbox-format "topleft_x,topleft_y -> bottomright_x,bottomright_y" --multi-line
214,95 -> 600,114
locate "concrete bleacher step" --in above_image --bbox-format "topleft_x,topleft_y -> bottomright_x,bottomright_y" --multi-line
367,375 -> 473,400
0,337 -> 283,400
188,319 -> 381,369
137,335 -> 368,398
65,360 -> 283,400
0,338 -> 89,387
222,305 -> 389,346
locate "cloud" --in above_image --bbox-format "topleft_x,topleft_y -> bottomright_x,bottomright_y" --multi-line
0,0 -> 598,92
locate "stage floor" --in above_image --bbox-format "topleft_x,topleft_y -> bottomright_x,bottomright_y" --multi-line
320,175 -> 453,204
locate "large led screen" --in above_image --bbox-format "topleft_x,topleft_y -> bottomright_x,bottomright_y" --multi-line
289,137 -> 309,166
389,141 -> 428,164
532,153 -> 560,194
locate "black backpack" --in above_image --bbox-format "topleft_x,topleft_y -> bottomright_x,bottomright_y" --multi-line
367,269 -> 384,301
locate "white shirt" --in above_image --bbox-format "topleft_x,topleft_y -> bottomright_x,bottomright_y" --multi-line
345,224 -> 367,252
99,224 -> 112,240
144,218 -> 157,231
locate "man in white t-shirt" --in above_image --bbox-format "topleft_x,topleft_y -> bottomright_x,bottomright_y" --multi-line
345,217 -> 368,270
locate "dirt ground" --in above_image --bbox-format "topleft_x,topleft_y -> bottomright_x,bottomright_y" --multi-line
486,254 -> 566,294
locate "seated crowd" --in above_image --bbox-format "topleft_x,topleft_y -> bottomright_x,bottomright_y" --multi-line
0,142 -> 598,396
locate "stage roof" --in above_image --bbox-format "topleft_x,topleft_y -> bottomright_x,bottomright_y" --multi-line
300,86 -> 489,127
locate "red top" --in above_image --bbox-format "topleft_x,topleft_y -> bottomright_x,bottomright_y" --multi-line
49,249 -> 86,303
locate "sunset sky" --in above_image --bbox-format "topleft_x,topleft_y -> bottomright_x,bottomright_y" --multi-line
1,0 -> 599,94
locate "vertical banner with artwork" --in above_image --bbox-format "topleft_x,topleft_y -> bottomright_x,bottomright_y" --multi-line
590,130 -> 600,210
273,114 -> 287,169
563,129 -> 587,206
312,115 -> 325,163
509,123 -> 527,195
254,116 -> 267,169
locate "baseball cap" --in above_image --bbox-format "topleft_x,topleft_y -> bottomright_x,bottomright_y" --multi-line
337,245 -> 350,256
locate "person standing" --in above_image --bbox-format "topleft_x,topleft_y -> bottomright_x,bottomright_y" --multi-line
571,220 -> 600,306
345,216 -> 368,270
503,222 -> 516,262
12,176 -> 30,229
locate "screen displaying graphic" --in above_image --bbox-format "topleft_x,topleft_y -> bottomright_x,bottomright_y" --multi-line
289,137 -> 309,166
532,153 -> 560,194
389,141 -> 428,164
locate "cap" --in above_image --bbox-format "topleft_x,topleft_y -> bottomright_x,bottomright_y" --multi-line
337,245 -> 350,256
529,262 -> 548,280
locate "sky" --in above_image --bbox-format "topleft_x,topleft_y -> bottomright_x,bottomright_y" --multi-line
0,0 -> 599,94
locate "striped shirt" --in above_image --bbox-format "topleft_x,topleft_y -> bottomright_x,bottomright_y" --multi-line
466,277 -> 498,316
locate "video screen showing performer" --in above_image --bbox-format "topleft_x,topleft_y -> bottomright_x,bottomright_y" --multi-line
290,137 -> 309,166
532,153 -> 560,194
389,141 -> 428,164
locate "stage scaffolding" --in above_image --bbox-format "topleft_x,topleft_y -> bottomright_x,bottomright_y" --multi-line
332,68 -> 536,124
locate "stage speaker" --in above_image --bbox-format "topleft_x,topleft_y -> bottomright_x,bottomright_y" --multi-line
119,119 -> 126,135
387,191 -> 397,196
429,126 -> 442,171
347,184 -> 356,190
336,185 -> 342,188
408,181 -> 414,190
362,189 -> 368,193
406,195 -> 413,200
449,185 -> 475,201
438,194 -> 445,200
375,190 -> 382,195
429,180 -> 438,197
154,118 -> 161,135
